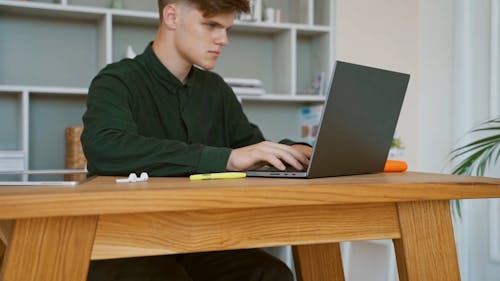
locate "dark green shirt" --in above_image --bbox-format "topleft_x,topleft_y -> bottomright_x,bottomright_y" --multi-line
82,44 -> 293,176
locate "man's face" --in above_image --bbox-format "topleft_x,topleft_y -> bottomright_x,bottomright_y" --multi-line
174,5 -> 235,70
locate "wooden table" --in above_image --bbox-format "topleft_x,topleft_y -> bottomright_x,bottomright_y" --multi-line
0,172 -> 499,281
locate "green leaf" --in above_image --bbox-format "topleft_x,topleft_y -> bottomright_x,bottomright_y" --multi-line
450,116 -> 500,177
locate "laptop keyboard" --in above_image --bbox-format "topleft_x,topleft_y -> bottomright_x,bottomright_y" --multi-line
254,165 -> 307,172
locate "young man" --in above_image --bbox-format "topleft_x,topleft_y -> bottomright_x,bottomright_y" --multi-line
83,0 -> 311,280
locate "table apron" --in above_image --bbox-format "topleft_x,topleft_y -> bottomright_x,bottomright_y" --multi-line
92,202 -> 401,260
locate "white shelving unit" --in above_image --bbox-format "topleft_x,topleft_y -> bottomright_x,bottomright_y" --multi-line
0,0 -> 335,171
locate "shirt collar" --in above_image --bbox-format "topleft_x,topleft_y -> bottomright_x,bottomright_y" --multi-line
143,42 -> 196,93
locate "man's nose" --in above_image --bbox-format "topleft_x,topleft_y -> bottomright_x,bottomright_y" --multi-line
215,30 -> 229,46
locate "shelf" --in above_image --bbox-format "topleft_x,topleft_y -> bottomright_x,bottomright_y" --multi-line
0,85 -> 324,102
111,9 -> 158,25
0,0 -> 334,170
296,25 -> 331,35
0,1 -> 331,30
232,21 -> 293,34
239,94 -> 325,103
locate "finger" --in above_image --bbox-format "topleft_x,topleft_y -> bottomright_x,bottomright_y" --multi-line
266,149 -> 304,171
296,146 -> 313,158
274,144 -> 310,166
276,153 -> 303,170
257,142 -> 309,168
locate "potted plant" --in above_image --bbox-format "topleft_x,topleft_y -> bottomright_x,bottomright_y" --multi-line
449,116 -> 500,216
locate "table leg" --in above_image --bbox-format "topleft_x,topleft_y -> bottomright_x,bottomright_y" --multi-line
393,200 -> 460,281
0,216 -> 98,281
0,240 -> 5,270
292,243 -> 345,281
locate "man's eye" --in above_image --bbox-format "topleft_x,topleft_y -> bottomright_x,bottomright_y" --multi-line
204,23 -> 217,28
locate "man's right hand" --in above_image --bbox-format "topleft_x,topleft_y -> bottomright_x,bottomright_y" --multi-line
226,141 -> 310,171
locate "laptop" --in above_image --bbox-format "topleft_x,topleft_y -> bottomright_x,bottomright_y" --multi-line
246,61 -> 410,178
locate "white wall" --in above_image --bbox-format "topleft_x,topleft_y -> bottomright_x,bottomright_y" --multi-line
453,1 -> 500,281
336,0 -> 500,280
336,0 -> 420,169
416,0 -> 454,173
335,1 -> 419,279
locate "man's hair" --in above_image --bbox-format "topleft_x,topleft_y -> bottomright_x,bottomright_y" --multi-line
158,0 -> 250,20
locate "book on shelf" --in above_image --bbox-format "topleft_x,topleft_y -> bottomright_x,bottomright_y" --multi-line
224,77 -> 265,96
298,104 -> 324,145
296,72 -> 326,96
230,87 -> 266,96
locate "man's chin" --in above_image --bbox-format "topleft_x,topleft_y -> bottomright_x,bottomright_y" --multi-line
194,60 -> 217,71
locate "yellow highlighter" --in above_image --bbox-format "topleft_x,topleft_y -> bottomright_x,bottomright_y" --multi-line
189,172 -> 247,181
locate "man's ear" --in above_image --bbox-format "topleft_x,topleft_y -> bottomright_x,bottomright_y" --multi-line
162,3 -> 177,29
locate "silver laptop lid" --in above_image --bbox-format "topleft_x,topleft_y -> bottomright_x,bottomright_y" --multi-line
306,61 -> 409,178
246,61 -> 409,178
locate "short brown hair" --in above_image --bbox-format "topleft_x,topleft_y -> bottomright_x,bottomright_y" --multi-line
158,0 -> 250,20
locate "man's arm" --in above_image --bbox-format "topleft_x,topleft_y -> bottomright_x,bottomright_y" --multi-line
220,79 -> 312,171
82,73 -> 231,176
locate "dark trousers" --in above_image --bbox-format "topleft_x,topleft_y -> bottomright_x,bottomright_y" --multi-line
87,249 -> 294,281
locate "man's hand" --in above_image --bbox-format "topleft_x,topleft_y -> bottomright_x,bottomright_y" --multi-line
290,144 -> 313,158
226,141 -> 312,171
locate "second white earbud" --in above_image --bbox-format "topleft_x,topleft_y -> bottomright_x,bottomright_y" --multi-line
139,172 -> 148,181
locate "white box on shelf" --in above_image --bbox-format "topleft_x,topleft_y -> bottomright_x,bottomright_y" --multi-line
231,87 -> 266,96
224,77 -> 265,95
0,151 -> 25,172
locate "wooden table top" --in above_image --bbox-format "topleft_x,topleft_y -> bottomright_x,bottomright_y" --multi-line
0,172 -> 499,219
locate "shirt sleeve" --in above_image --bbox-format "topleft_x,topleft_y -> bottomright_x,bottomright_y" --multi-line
219,79 -> 310,148
81,71 -> 231,176
219,79 -> 266,148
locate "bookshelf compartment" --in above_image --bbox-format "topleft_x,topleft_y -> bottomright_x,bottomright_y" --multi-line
0,93 -> 21,150
29,93 -> 86,169
314,0 -> 331,26
68,0 -> 157,12
112,21 -> 157,62
0,13 -> 102,88
242,101 -> 303,142
68,0 -> 113,9
217,30 -> 292,95
296,31 -> 331,96
264,0 -> 309,24
118,0 -> 156,12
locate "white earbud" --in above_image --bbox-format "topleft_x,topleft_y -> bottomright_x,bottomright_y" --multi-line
116,172 -> 149,183
139,172 -> 149,181
128,173 -> 138,182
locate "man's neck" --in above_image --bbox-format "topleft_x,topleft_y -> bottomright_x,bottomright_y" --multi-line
152,32 -> 191,84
